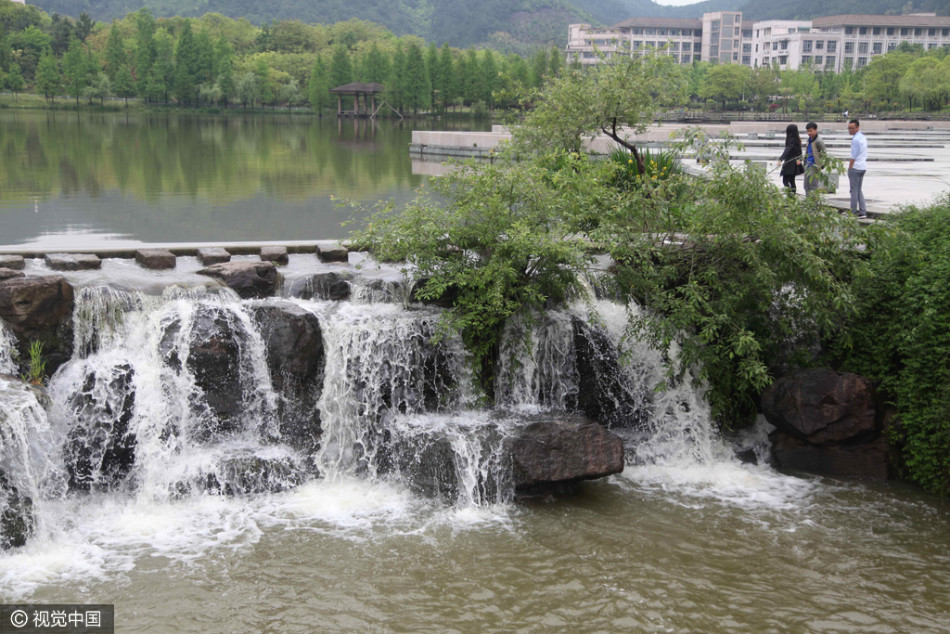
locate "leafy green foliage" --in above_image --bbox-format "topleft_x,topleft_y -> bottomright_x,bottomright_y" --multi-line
351,152 -> 598,392
840,196 -> 950,495
21,340 -> 46,385
591,132 -> 866,427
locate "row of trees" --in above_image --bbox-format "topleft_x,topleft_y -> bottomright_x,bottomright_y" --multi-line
694,44 -> 950,113
1,1 -> 949,114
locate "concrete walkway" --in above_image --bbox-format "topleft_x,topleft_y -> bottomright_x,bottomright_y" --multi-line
411,121 -> 950,216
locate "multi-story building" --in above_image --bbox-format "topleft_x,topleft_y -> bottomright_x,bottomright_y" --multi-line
568,13 -> 950,72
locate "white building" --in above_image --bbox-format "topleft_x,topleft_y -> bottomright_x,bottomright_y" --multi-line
568,13 -> 950,72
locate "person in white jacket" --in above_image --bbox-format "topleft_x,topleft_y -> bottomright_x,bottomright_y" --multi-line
847,119 -> 868,218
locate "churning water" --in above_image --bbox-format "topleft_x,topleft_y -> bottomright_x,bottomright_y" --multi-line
0,257 -> 948,632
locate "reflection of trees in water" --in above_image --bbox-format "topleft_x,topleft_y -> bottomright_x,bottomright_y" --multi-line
0,111 -> 431,204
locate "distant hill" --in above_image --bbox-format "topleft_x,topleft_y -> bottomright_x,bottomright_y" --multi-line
25,0 -> 949,49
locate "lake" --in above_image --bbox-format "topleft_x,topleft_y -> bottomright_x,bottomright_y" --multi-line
0,110 -> 489,249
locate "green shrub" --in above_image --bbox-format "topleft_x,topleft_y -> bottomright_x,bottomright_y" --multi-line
841,195 -> 950,494
608,147 -> 680,191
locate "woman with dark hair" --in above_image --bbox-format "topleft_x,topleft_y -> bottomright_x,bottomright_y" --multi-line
776,123 -> 803,196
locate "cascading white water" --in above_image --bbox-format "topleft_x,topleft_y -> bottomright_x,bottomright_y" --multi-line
0,320 -> 17,375
309,301 -> 476,481
47,286 -> 289,500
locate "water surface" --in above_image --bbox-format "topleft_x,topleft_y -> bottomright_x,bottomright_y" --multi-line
0,111 -> 487,248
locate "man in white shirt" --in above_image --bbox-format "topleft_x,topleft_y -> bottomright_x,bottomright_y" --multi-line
848,119 -> 868,218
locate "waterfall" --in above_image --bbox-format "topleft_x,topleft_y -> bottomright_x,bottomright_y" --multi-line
0,378 -> 66,547
311,301 -> 475,481
0,321 -> 16,375
47,288 -> 291,500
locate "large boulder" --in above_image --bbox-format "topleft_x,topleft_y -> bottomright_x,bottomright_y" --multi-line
0,275 -> 75,375
252,302 -> 324,453
510,414 -> 625,496
0,470 -> 34,550
572,317 -> 647,429
762,369 -> 887,478
62,363 -> 137,492
160,307 -> 246,440
198,261 -> 279,299
284,271 -> 353,301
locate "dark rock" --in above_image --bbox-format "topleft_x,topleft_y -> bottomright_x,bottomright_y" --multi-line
769,432 -> 890,479
201,453 -> 308,496
572,317 -> 647,429
160,307 -> 245,440
198,261 -> 279,299
285,271 -> 352,301
0,256 -> 25,271
510,414 -> 624,495
762,369 -> 877,444
316,243 -> 348,263
252,302 -> 324,453
260,246 -> 289,266
62,363 -> 137,492
0,275 -> 74,374
0,268 -> 24,281
0,470 -> 34,550
763,369 -> 888,479
45,253 -> 101,270
135,249 -> 176,270
198,248 -> 231,265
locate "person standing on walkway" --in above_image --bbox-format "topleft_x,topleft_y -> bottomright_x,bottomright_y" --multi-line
777,123 -> 803,196
848,119 -> 868,218
803,122 -> 827,196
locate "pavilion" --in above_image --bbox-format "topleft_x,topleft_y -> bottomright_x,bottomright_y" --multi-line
329,82 -> 386,117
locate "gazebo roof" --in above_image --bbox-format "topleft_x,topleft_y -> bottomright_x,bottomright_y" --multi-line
329,82 -> 384,95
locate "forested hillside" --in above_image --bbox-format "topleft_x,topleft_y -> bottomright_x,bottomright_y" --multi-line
24,0 -> 950,50
28,0 -> 593,48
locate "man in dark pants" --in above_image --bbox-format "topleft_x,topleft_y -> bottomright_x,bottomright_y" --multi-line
847,119 -> 868,218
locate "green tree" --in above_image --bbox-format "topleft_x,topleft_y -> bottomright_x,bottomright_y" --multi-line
403,41 -> 430,113
548,45 -> 562,78
34,48 -> 61,102
863,51 -> 913,109
308,53 -> 330,113
76,12 -> 94,42
514,52 -> 685,173
134,8 -> 157,97
113,64 -> 135,105
361,41 -> 389,83
529,47 -> 548,88
5,61 -> 24,99
213,36 -> 235,106
437,43 -> 455,110
699,63 -> 751,110
104,21 -> 126,81
173,21 -> 198,105
254,57 -> 276,107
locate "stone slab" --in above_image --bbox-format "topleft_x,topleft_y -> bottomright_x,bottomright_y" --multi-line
198,247 -> 231,265
135,249 -> 177,270
45,253 -> 102,271
0,255 -> 25,270
260,246 -> 289,266
316,243 -> 349,263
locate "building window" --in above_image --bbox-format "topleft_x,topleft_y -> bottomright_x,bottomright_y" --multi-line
887,27 -> 895,36
929,28 -> 936,36
827,41 -> 837,53
633,28 -> 643,35
943,29 -> 949,36
859,27 -> 867,35
682,54 -> 691,63
816,40 -> 824,49
901,28 -> 909,36
803,40 -> 813,52
633,40 -> 642,49
682,42 -> 691,51
858,42 -> 868,54
743,43 -> 751,53
802,55 -> 812,64
657,28 -> 667,36
887,41 -> 897,51
873,42 -> 882,54
857,57 -> 867,68
826,57 -> 835,67
845,27 -> 854,35
845,42 -> 854,54
873,27 -> 881,35
742,56 -> 750,64
772,42 -> 778,50
844,57 -> 853,69
815,55 -> 823,64
914,28 -> 922,36
743,30 -> 752,38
